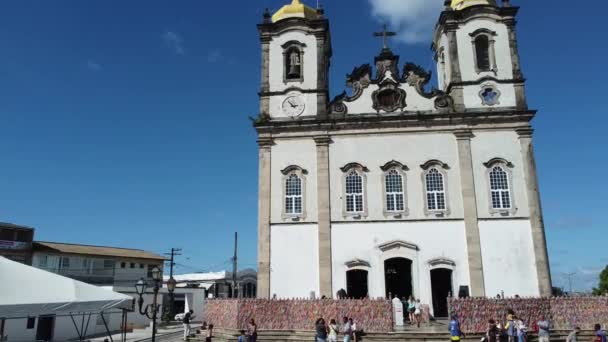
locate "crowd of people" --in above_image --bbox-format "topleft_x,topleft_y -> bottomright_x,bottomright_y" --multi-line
314,316 -> 360,342
449,310 -> 608,342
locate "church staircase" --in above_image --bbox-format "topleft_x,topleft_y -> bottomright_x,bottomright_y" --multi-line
188,328 -> 597,342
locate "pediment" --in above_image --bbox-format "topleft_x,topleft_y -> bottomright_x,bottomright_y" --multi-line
428,257 -> 456,267
345,259 -> 371,268
378,240 -> 419,252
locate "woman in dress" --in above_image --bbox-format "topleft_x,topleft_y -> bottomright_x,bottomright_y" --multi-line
247,319 -> 258,342
328,319 -> 339,342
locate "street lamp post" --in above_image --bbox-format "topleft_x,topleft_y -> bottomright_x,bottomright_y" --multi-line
167,277 -> 177,320
134,267 -> 162,342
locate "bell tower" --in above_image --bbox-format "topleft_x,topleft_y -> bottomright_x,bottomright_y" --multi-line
433,0 -> 526,111
258,0 -> 332,120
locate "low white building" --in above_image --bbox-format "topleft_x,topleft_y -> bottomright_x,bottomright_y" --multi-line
166,269 -> 258,299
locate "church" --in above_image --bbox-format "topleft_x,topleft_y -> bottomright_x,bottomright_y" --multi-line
253,0 -> 552,317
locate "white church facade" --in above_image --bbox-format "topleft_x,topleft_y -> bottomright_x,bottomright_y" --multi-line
254,0 -> 552,316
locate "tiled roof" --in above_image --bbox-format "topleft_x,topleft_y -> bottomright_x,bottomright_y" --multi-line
33,241 -> 165,261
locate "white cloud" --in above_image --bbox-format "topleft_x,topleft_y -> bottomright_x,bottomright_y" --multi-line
162,30 -> 185,55
207,50 -> 222,63
86,60 -> 102,72
367,0 -> 443,44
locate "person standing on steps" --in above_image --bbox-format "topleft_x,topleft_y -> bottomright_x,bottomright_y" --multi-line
414,299 -> 422,328
247,318 -> 258,342
566,327 -> 580,342
536,315 -> 550,342
341,316 -> 352,342
328,319 -> 339,342
315,318 -> 328,342
595,324 -> 607,342
449,314 -> 464,342
182,310 -> 194,341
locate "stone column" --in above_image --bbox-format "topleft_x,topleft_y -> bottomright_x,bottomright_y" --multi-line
516,128 -> 552,296
504,18 -> 528,110
256,137 -> 273,299
454,130 -> 486,297
314,135 -> 332,298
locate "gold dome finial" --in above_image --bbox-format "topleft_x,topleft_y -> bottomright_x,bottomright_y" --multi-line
451,0 -> 495,10
272,0 -> 319,23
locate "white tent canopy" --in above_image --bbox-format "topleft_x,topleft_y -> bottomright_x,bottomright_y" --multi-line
0,256 -> 133,318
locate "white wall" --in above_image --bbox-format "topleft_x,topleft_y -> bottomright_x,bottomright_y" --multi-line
270,138 -> 318,223
479,219 -> 539,297
328,133 -> 464,221
331,221 -> 470,315
270,224 -> 319,298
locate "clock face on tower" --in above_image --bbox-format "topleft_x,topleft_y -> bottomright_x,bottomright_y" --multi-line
281,95 -> 306,117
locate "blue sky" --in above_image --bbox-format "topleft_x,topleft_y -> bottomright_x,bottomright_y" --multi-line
0,0 -> 605,291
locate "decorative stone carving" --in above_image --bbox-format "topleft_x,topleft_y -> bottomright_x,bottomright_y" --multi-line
280,165 -> 309,175
479,84 -> 501,106
329,64 -> 373,115
483,157 -> 514,168
402,63 -> 438,98
420,159 -> 450,170
340,162 -> 369,173
380,160 -> 409,172
347,64 -> 372,100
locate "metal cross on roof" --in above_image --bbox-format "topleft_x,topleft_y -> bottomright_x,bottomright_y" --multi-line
373,24 -> 397,50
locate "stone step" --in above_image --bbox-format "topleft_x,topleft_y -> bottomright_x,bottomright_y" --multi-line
188,328 -> 597,342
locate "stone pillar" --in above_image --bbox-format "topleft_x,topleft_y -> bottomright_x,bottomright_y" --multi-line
259,36 -> 271,116
454,130 -> 486,297
516,128 -> 552,296
314,135 -> 332,298
256,137 -> 273,298
315,33 -> 329,118
446,23 -> 465,112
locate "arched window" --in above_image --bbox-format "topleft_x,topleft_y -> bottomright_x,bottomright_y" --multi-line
489,166 -> 511,209
285,173 -> 302,215
484,158 -> 516,214
345,170 -> 364,213
474,35 -> 491,71
385,170 -> 405,212
425,168 -> 446,211
281,165 -> 307,219
285,46 -> 303,81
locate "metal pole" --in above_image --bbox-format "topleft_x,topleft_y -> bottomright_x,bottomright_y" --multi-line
165,248 -> 181,319
232,232 -> 238,298
151,283 -> 159,342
